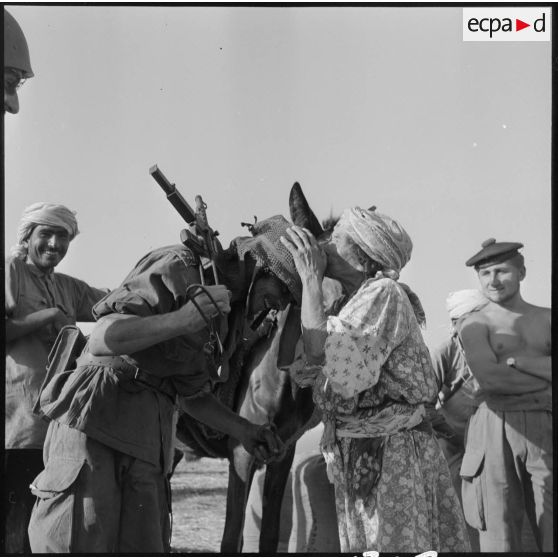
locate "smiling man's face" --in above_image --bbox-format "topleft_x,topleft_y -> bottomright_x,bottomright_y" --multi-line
26,224 -> 71,272
477,260 -> 525,304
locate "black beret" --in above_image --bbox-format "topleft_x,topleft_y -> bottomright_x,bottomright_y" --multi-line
465,238 -> 524,268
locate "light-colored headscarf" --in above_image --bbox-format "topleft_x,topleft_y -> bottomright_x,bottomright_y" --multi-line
11,202 -> 79,259
337,207 -> 413,280
333,206 -> 426,326
445,289 -> 488,321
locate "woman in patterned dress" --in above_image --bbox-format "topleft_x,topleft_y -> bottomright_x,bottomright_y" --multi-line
280,207 -> 470,554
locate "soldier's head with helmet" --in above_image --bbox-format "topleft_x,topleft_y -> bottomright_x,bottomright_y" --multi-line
4,8 -> 34,114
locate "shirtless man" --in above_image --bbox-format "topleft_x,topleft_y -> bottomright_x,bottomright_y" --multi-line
459,238 -> 552,553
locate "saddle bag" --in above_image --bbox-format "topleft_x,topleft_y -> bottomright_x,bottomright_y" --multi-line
33,325 -> 87,417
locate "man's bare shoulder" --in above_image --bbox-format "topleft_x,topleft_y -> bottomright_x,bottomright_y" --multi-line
525,303 -> 551,319
524,304 -> 551,338
459,308 -> 490,329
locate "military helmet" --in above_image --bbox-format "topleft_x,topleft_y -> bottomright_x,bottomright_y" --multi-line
4,9 -> 34,78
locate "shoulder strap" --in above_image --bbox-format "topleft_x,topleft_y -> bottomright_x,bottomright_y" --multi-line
33,325 -> 87,416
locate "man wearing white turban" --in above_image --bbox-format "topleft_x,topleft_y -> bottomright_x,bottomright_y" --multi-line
430,289 -> 488,551
11,201 -> 80,260
280,207 -> 470,554
4,202 -> 107,554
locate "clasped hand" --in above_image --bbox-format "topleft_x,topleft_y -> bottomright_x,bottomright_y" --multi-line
241,423 -> 285,465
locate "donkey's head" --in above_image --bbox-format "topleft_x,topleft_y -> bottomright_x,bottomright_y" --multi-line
289,181 -> 376,237
227,213 -> 303,324
230,181 -> 348,327
288,182 -> 378,285
288,182 -> 326,237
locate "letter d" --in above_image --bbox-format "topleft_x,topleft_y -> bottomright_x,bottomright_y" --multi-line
534,13 -> 546,32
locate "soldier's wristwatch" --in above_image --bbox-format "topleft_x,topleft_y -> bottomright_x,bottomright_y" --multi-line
506,357 -> 517,368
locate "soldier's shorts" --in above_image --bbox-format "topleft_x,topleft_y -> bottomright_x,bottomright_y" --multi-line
28,421 -> 171,553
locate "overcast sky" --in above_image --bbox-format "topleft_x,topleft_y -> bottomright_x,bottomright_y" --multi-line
4,5 -> 551,348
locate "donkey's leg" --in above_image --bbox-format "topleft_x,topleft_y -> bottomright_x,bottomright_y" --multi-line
220,447 -> 257,554
259,444 -> 296,554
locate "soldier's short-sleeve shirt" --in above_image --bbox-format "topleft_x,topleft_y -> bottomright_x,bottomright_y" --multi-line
40,245 -> 214,469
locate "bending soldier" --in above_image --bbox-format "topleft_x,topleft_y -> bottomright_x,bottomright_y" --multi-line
27,216 -> 299,553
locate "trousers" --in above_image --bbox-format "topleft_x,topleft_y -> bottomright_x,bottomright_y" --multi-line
3,449 -> 45,554
461,404 -> 553,552
28,421 -> 171,553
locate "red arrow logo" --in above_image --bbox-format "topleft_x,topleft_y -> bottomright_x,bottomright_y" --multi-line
516,19 -> 530,31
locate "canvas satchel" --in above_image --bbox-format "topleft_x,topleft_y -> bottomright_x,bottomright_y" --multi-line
33,324 -> 87,418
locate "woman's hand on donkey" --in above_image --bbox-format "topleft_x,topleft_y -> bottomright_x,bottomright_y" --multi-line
280,226 -> 327,283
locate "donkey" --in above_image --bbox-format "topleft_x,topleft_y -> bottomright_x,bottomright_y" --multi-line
174,182 -> 339,554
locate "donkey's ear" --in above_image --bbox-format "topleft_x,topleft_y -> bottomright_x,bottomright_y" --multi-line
289,182 -> 324,237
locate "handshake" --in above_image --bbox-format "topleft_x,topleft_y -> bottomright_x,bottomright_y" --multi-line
242,422 -> 285,465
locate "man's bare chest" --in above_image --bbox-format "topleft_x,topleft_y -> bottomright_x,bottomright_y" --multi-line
487,315 -> 550,358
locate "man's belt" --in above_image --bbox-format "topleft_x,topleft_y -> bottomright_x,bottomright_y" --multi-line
75,354 -> 176,400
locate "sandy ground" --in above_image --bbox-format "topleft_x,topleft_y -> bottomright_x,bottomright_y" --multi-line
170,457 -> 228,553
168,427 -> 324,553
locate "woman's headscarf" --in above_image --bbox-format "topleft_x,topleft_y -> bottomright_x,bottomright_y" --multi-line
333,207 -> 426,325
336,207 -> 413,280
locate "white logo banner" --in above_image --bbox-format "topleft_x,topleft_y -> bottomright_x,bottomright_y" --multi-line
463,8 -> 551,42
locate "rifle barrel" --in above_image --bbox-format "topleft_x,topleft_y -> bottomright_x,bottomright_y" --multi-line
149,164 -> 173,195
149,164 -> 196,224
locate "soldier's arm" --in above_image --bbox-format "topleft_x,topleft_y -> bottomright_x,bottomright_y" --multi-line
179,393 -> 283,463
460,315 -> 549,394
513,309 -> 553,382
430,339 -> 452,392
511,356 -> 551,382
88,285 -> 230,356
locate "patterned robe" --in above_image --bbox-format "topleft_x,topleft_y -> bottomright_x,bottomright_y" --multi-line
291,277 -> 470,553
